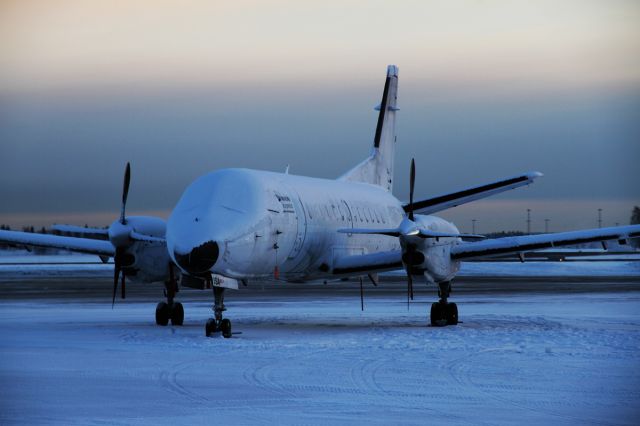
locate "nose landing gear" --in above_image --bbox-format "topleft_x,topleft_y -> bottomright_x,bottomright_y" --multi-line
430,281 -> 458,326
205,287 -> 232,338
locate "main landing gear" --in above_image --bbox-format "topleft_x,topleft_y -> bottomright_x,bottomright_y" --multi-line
156,265 -> 184,326
205,287 -> 232,338
430,281 -> 458,327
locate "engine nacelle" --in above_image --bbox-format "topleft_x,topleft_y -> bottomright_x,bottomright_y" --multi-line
122,241 -> 172,283
119,216 -> 172,283
401,215 -> 461,282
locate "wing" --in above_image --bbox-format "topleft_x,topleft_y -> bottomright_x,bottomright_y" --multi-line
0,230 -> 115,256
332,250 -> 403,275
471,248 -> 640,262
451,225 -> 640,261
405,172 -> 542,215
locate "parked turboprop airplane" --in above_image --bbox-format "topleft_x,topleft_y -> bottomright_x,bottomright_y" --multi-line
2,65 -> 638,337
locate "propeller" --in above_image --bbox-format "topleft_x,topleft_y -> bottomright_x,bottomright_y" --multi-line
120,162 -> 131,225
404,158 -> 417,307
111,162 -> 132,307
408,158 -> 415,221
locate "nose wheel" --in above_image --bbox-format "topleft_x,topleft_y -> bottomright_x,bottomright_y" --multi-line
205,317 -> 232,338
205,287 -> 233,338
430,281 -> 458,326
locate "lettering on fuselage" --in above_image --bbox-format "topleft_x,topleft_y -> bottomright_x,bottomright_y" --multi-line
275,193 -> 295,213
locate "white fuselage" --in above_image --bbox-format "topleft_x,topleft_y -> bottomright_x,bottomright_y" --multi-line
166,168 -> 460,283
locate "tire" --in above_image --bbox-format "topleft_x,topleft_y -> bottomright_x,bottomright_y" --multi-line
205,318 -> 217,337
170,302 -> 184,326
446,302 -> 458,325
430,303 -> 441,326
155,302 -> 170,326
220,318 -> 232,338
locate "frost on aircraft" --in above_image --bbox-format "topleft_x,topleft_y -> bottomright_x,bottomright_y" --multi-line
1,65 -> 639,337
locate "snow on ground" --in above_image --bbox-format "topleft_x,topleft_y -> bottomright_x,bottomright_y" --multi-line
1,277 -> 639,425
457,260 -> 640,277
1,252 -> 639,279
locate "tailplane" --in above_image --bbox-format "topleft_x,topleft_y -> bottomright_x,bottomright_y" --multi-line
339,65 -> 398,191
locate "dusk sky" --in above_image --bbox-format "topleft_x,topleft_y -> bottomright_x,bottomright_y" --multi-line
1,0 -> 639,232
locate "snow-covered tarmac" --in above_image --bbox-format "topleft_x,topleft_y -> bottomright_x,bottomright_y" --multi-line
1,247 -> 639,426
1,275 -> 639,426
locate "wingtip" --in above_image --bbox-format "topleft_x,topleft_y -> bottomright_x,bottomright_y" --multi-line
527,171 -> 544,179
387,65 -> 399,77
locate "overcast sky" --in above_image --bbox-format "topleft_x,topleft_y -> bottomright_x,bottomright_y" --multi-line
1,0 -> 639,232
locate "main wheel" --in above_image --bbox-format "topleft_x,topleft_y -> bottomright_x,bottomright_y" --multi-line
446,302 -> 458,325
205,318 -> 218,337
155,302 -> 170,326
220,318 -> 232,338
170,302 -> 184,326
430,302 -> 443,326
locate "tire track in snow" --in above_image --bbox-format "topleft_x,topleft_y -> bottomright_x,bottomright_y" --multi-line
445,346 -> 617,426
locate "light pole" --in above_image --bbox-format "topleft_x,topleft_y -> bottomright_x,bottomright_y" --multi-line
544,218 -> 550,233
526,209 -> 531,234
598,208 -> 602,228
472,219 -> 477,234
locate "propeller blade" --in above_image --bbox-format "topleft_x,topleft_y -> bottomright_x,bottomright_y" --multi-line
405,268 -> 414,310
409,273 -> 414,301
409,158 -> 415,221
120,162 -> 131,224
121,272 -> 126,299
112,254 -> 120,308
359,277 -> 364,311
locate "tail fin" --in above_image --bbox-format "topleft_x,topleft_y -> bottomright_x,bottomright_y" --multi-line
339,65 -> 398,191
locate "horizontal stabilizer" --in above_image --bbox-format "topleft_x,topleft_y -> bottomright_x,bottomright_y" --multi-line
418,230 -> 485,240
451,225 -> 640,261
338,227 -> 485,240
406,171 -> 542,215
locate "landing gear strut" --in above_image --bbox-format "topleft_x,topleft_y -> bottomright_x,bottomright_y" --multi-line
205,287 -> 232,338
430,281 -> 458,327
155,264 -> 184,326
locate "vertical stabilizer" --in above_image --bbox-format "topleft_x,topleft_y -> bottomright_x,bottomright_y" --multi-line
339,65 -> 398,191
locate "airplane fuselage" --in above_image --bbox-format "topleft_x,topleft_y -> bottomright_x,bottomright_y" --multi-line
166,168 -> 460,283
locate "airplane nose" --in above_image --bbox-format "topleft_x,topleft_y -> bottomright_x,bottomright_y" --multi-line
174,241 -> 219,274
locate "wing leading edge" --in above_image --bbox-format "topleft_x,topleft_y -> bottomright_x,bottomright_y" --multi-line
0,230 -> 115,256
451,225 -> 640,261
405,171 -> 542,215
